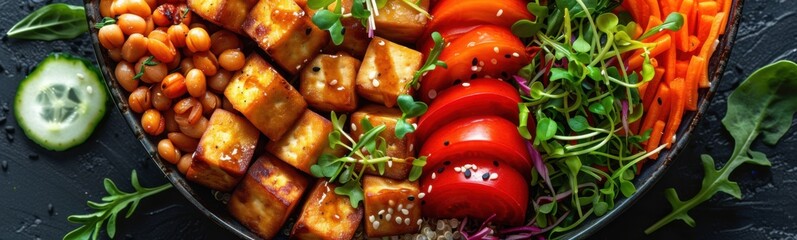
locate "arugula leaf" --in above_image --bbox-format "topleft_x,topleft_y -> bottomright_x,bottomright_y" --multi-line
64,171 -> 172,240
7,4 -> 88,41
645,61 -> 797,234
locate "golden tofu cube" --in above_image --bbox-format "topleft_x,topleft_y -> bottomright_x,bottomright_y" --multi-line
318,0 -> 371,58
228,154 -> 310,239
373,0 -> 430,44
242,0 -> 305,51
187,0 -> 258,33
187,109 -> 259,192
291,180 -> 363,240
363,176 -> 422,237
300,53 -> 361,113
224,54 -> 307,140
355,37 -> 422,107
266,109 -> 333,174
267,17 -> 330,74
350,105 -> 416,179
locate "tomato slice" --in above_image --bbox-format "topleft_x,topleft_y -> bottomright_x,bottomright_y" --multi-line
419,116 -> 532,178
420,158 -> 529,226
418,25 -> 529,103
420,0 -> 533,46
415,79 -> 521,145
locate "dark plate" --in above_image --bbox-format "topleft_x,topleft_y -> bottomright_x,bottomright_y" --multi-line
83,0 -> 743,239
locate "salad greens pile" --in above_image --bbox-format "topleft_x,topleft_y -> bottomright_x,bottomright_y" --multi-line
510,0 -> 683,236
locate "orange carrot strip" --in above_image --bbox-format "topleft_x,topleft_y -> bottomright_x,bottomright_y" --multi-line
646,120 -> 667,159
698,12 -> 726,88
688,0 -> 699,35
642,68 -> 666,110
687,35 -> 701,52
641,83 -> 670,143
698,1 -> 718,16
628,34 -> 672,70
697,15 -> 716,45
662,35 -> 678,84
675,0 -> 693,51
663,78 -> 686,148
685,55 -> 705,110
645,0 -> 661,20
720,0 -> 732,35
675,60 -> 689,79
644,15 -> 665,40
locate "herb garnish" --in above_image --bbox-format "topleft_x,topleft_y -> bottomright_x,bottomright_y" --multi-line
307,0 -> 429,45
395,94 -> 427,138
93,17 -> 116,29
406,31 -> 447,91
310,112 -> 426,207
133,56 -> 158,80
64,170 -> 172,240
645,61 -> 797,234
7,4 -> 88,41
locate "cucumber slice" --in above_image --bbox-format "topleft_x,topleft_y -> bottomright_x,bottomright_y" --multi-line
14,53 -> 107,151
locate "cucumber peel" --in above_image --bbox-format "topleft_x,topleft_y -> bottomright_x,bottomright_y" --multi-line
14,53 -> 107,151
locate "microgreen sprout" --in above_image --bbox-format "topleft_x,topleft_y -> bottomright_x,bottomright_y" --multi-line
407,31 -> 447,91
395,94 -> 427,139
308,0 -> 430,45
93,17 -> 115,29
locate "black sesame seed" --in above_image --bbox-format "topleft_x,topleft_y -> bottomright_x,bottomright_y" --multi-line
312,66 -> 320,72
437,167 -> 444,173
493,160 -> 499,167
657,97 -> 662,105
482,172 -> 490,180
472,58 -> 478,66
421,200 -> 426,205
305,28 -> 312,35
408,196 -> 415,201
340,27 -> 346,35
443,161 -> 451,166
464,169 -> 471,178
379,214 -> 384,219
505,54 -> 512,58
501,71 -> 509,79
470,73 -> 478,79
443,141 -> 449,146
453,79 -> 462,85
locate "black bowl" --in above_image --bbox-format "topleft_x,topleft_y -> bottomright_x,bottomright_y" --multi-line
83,0 -> 744,239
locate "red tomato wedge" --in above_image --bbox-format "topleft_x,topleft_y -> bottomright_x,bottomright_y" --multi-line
415,79 -> 521,146
420,158 -> 529,226
418,25 -> 529,103
420,0 -> 533,47
419,116 -> 532,179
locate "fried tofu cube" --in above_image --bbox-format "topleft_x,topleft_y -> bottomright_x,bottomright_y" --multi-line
373,0 -> 430,44
355,37 -> 422,107
267,17 -> 330,74
291,180 -> 363,240
350,105 -> 416,179
242,0 -> 304,52
317,0 -> 370,58
300,54 -> 361,113
188,0 -> 258,33
224,54 -> 307,140
266,109 -> 333,174
363,176 -> 422,237
228,154 -> 310,239
187,109 -> 259,192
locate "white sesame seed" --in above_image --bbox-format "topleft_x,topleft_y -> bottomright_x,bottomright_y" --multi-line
418,193 -> 425,199
369,215 -> 375,222
479,61 -> 485,67
401,209 -> 409,215
467,42 -> 476,47
471,66 -> 479,71
512,52 -> 520,57
396,217 -> 403,224
428,185 -> 433,193
378,40 -> 385,46
372,79 -> 380,87
405,218 -> 411,225
431,172 -> 437,179
388,160 -> 393,168
406,203 -> 414,209
672,134 -> 677,143
490,173 -> 499,180
337,86 -> 345,91
454,167 -> 462,172
351,123 -> 358,131
463,164 -> 472,169
472,165 -> 478,170
329,79 -> 338,86
385,213 -> 392,220
417,219 -> 423,225
409,144 -> 414,152
496,9 -> 504,17
378,209 -> 385,215
428,89 -> 437,99
388,208 -> 394,214
491,58 -> 498,65
334,214 -> 340,220
398,204 -> 403,210
369,71 -> 378,79
446,42 -> 451,47
373,221 -> 381,229
493,47 -> 499,53
462,82 -> 471,87
412,123 -> 418,129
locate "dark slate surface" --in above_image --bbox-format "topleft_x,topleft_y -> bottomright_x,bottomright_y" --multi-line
0,0 -> 795,239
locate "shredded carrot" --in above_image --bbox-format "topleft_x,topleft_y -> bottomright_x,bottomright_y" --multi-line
684,55 -> 705,111
662,36 -> 677,84
675,0 -> 693,51
698,12 -> 726,88
646,120 -> 667,159
641,84 -> 670,144
720,0 -> 732,34
662,78 -> 686,148
642,68 -> 666,109
697,15 -> 716,45
644,15 -> 664,40
628,34 -> 671,70
698,1 -> 719,17
645,0 -> 661,20
675,60 -> 689,79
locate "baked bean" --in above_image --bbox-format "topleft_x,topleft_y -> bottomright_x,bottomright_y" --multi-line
157,139 -> 181,164
218,49 -> 245,71
108,48 -> 123,62
179,116 -> 208,138
165,110 -> 179,133
144,17 -> 155,36
173,98 -> 203,125
177,154 -> 192,174
110,0 -> 129,16
121,33 -> 148,63
115,61 -> 138,92
186,28 -> 210,52
144,0 -> 157,8
150,85 -> 172,111
100,0 -> 114,17
128,86 -> 151,113
167,132 -> 199,152
199,91 -> 220,115
126,0 -> 151,18
177,4 -> 192,25
147,29 -> 168,42
134,56 -> 168,83
179,57 -> 195,75
207,69 -> 231,93
167,23 -> 188,48
147,40 -> 176,63
209,30 -> 241,56
167,51 -> 182,70
98,24 -> 125,49
188,23 -> 207,30
192,51 -> 218,76
161,72 -> 187,98
117,14 -> 147,35
221,96 -> 235,112
141,109 -> 165,136
185,69 -> 207,97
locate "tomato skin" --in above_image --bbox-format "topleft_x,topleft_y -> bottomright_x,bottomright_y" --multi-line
420,158 -> 529,226
416,79 -> 521,146
420,0 -> 533,47
418,25 -> 529,103
420,116 -> 532,179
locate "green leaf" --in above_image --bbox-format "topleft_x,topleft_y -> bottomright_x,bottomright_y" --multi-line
594,201 -> 609,216
639,12 -> 684,40
310,164 -> 325,178
595,13 -> 618,33
106,212 -> 117,238
642,53 -> 655,82
539,202 -> 556,214
568,115 -> 590,132
328,131 -> 341,149
397,94 -> 428,118
573,35 -> 591,53
308,0 -> 336,9
335,180 -> 365,208
550,68 -> 573,81
409,32 -> 447,90
517,105 -> 532,139
529,81 -> 546,99
351,0 -> 371,19
375,0 -> 388,8
63,225 -> 92,240
94,17 -> 116,29
7,4 -> 88,41
395,120 -> 415,139
536,118 -> 558,141
408,157 -> 426,181
619,179 -> 636,197
589,102 -> 606,115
